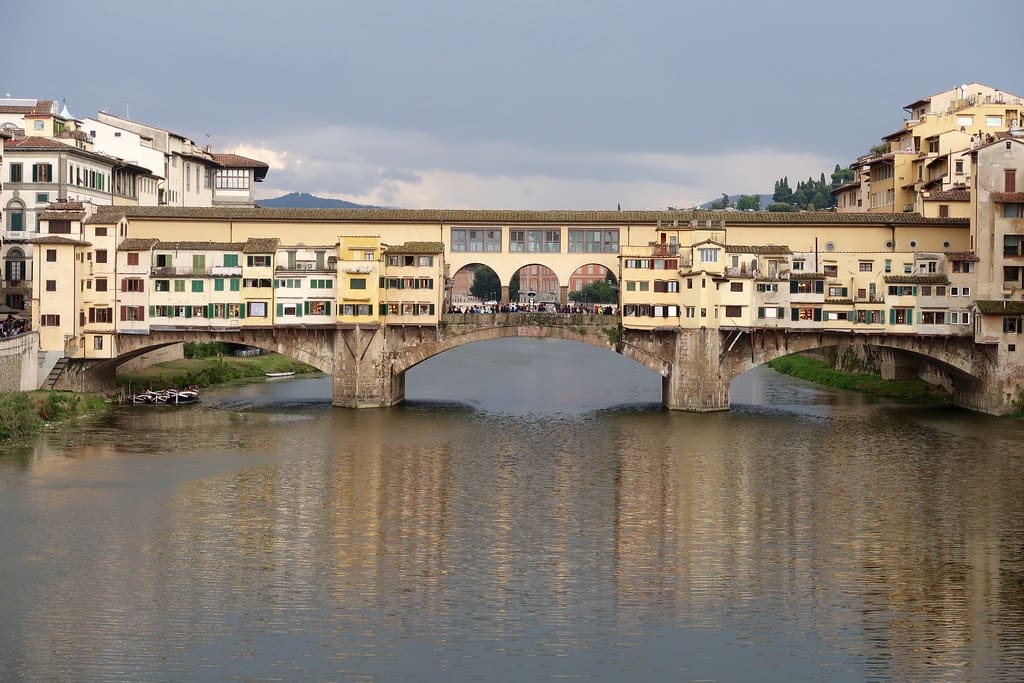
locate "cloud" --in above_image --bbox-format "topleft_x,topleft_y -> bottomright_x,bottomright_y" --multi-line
227,124 -> 834,210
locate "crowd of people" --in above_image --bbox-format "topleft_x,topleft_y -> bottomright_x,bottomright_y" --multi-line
1,315 -> 29,338
447,302 -> 616,316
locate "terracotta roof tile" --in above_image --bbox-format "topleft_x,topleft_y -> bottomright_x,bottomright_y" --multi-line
975,300 -> 1024,315
924,190 -> 970,202
946,252 -> 980,261
385,241 -> 444,254
243,237 -> 280,253
883,274 -> 950,285
790,272 -> 826,280
211,153 -> 268,169
82,206 -> 971,226
154,241 -> 245,251
39,210 -> 85,221
28,235 -> 91,245
117,238 -> 160,251
991,192 -> 1024,203
724,245 -> 792,254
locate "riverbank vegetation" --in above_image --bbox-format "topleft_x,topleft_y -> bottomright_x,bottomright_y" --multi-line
766,354 -> 951,404
117,343 -> 318,391
0,391 -> 109,441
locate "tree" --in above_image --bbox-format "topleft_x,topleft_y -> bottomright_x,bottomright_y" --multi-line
766,202 -> 797,212
469,266 -> 500,301
569,280 -> 617,304
735,195 -> 760,211
773,177 -> 793,204
710,193 -> 731,209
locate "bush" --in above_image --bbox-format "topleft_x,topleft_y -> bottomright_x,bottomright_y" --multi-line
0,393 -> 43,440
183,341 -> 230,359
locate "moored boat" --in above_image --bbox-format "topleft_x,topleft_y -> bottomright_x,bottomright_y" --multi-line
264,371 -> 296,378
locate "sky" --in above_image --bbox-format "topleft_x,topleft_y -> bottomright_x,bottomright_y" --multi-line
7,0 -> 1018,209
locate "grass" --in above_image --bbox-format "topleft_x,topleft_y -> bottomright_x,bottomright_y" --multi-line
0,391 -> 109,442
766,354 -> 951,404
116,352 -> 318,391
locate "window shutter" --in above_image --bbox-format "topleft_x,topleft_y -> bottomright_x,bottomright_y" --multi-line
777,307 -> 785,319
277,303 -> 283,316
815,281 -> 824,294
790,281 -> 798,294
184,307 -> 192,319
207,303 -> 213,318
757,306 -> 764,318
813,308 -> 822,322
889,309 -> 896,325
295,303 -> 302,317
304,301 -> 310,315
429,304 -> 435,315
149,305 -> 156,317
791,308 -> 798,321
120,306 -> 127,321
239,305 -> 245,319
325,302 -> 331,315
31,165 -> 37,182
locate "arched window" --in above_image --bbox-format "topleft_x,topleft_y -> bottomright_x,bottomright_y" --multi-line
5,200 -> 25,231
4,247 -> 26,282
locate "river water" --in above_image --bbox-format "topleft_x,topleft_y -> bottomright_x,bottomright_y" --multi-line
1,338 -> 1023,682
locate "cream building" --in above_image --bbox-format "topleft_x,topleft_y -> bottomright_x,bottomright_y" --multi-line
835,83 -> 1023,215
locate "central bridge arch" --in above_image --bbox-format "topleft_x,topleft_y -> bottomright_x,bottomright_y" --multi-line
390,313 -> 642,374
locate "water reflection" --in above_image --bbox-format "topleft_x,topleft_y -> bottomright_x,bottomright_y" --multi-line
0,340 -> 1022,681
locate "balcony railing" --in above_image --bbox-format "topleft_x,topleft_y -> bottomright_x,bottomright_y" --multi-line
150,266 -> 242,277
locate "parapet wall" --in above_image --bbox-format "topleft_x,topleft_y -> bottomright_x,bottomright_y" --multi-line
0,333 -> 38,392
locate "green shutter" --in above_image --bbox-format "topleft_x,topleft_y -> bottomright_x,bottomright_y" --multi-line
230,279 -> 239,291
757,306 -> 764,319
325,302 -> 332,315
295,303 -> 302,317
889,309 -> 896,325
149,305 -> 156,317
185,306 -> 192,319
214,278 -> 223,291
429,304 -> 435,315
777,307 -> 785,319
791,308 -> 799,321
277,303 -> 283,316
790,281 -> 798,294
207,303 -> 213,318
813,308 -> 821,322
304,301 -> 310,315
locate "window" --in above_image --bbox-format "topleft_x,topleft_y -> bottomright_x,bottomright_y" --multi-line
174,280 -> 185,292
121,278 -> 144,292
859,262 -> 872,272
451,228 -> 501,252
956,115 -> 973,127
699,248 -> 719,263
248,302 -> 267,317
45,280 -> 56,291
6,203 -> 25,231
36,193 -> 49,203
827,286 -> 848,297
939,205 -> 949,218
191,280 -> 204,293
417,255 -> 433,266
792,260 -> 805,271
49,220 -> 71,234
120,306 -> 145,322
242,278 -> 273,288
247,255 -> 272,267
756,283 -> 778,292
1006,169 -> 1017,193
568,229 -> 618,253
955,160 -> 964,175
823,265 -> 838,277
89,308 -> 113,324
32,163 -> 53,182
41,314 -> 60,326
9,163 -> 22,183
215,168 -> 251,189
724,305 -> 742,317
223,254 -> 239,267
154,280 -> 170,292
350,277 -> 367,289
95,249 -> 108,264
95,278 -> 108,292
730,282 -> 743,292
127,253 -> 140,266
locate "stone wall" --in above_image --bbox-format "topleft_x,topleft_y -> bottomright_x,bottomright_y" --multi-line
115,342 -> 184,375
0,333 -> 38,392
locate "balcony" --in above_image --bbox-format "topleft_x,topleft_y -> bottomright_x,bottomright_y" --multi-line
648,243 -> 679,257
150,266 -> 242,277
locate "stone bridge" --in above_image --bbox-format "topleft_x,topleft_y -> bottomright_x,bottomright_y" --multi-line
58,314 -> 1006,414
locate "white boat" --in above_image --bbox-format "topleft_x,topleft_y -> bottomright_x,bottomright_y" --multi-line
265,371 -> 296,378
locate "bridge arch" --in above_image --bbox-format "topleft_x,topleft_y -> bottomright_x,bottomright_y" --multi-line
112,328 -> 337,375
388,314 -> 669,376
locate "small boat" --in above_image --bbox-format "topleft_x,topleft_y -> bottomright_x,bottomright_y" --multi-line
265,371 -> 296,378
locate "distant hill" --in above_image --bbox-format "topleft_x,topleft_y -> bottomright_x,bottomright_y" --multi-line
257,192 -> 377,209
696,194 -> 774,210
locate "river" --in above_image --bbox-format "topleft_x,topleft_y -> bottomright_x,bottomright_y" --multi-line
1,338 -> 1023,681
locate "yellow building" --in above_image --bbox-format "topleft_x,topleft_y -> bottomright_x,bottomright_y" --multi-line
836,83 -> 1023,214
